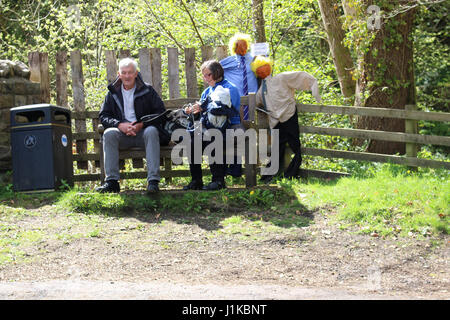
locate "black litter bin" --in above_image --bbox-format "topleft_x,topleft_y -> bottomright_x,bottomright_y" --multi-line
10,104 -> 73,192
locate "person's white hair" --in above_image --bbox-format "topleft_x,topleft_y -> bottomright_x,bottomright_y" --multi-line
118,58 -> 138,72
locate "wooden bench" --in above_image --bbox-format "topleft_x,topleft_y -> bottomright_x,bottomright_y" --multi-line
97,94 -> 265,188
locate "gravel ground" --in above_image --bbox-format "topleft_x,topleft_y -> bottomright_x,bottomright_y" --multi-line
0,201 -> 448,300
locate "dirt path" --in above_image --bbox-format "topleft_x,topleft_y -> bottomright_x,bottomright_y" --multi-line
0,202 -> 448,300
0,280 -> 434,299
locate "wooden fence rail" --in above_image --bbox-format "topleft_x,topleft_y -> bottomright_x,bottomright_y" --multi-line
296,103 -> 450,170
26,47 -> 450,184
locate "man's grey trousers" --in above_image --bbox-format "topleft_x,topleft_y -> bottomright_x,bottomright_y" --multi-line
102,126 -> 160,182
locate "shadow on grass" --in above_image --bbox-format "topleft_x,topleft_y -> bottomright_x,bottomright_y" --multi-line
1,182 -> 314,232
0,188 -> 62,210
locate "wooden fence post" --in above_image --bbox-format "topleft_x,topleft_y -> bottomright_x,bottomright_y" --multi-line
245,93 -> 257,187
405,104 -> 418,170
139,48 -> 153,85
150,48 -> 162,97
215,45 -> 228,61
28,52 -> 50,103
28,51 -> 41,83
201,45 -> 214,62
167,47 -> 181,99
39,52 -> 50,104
119,49 -> 131,59
70,50 -> 88,170
55,51 -> 68,108
185,48 -> 198,98
105,50 -> 118,85
201,45 -> 213,89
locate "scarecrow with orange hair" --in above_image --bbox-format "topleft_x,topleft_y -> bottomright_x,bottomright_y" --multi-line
220,33 -> 259,118
220,33 -> 259,177
251,56 -> 321,182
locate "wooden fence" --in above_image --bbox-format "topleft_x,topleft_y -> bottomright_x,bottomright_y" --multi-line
26,47 -> 450,184
297,104 -> 450,170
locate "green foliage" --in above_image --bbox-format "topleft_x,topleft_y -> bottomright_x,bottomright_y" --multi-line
0,0 -> 447,170
414,1 -> 450,113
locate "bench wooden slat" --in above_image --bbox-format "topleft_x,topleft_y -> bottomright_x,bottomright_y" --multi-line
73,153 -> 100,161
73,132 -> 100,140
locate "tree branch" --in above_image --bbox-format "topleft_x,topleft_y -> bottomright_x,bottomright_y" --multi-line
142,0 -> 185,50
179,0 -> 205,46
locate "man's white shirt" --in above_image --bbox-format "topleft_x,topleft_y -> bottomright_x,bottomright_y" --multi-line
121,84 -> 137,122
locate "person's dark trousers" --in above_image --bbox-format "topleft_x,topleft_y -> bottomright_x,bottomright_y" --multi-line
189,134 -> 226,183
275,109 -> 302,178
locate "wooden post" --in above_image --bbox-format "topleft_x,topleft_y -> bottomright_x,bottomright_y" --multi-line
132,158 -> 144,169
70,50 -> 88,170
150,48 -> 162,97
105,50 -> 118,85
55,51 -> 68,108
248,92 -> 256,122
245,93 -> 257,187
201,45 -> 213,89
27,51 -> 50,103
139,48 -> 153,85
215,45 -> 228,61
185,48 -> 198,98
405,104 -> 418,170
164,157 -> 172,184
119,49 -> 131,59
93,117 -> 100,168
39,52 -> 50,103
28,52 -> 41,83
255,101 -> 271,166
167,47 -> 181,99
201,45 -> 214,62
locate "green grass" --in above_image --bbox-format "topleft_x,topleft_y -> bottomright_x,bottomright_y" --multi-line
1,163 -> 447,248
289,164 -> 449,237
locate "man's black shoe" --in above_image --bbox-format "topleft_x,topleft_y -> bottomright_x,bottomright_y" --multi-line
183,180 -> 204,190
147,180 -> 160,194
203,181 -> 225,191
95,180 -> 120,193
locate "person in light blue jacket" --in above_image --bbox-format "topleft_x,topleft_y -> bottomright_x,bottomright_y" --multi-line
220,33 -> 259,177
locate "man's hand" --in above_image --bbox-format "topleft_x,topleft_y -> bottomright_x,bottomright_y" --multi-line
118,122 -> 143,136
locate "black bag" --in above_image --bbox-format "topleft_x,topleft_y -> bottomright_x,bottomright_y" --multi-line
140,108 -> 194,146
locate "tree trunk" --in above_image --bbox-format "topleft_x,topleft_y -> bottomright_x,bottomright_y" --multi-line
252,0 -> 267,43
355,3 -> 416,155
317,0 -> 355,98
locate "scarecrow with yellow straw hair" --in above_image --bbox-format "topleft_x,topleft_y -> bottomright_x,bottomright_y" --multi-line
220,33 -> 259,121
220,33 -> 259,177
251,55 -> 322,182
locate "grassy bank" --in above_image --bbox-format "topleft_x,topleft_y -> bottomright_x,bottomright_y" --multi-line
287,165 -> 449,237
1,164 -> 448,241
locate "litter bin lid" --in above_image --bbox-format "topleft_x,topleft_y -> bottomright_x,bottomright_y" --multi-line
10,104 -> 71,129
10,104 -> 68,112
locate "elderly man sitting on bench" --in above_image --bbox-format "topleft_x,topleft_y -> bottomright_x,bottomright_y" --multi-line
96,58 -> 166,194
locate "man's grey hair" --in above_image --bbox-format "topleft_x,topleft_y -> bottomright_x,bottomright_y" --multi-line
119,58 -> 138,72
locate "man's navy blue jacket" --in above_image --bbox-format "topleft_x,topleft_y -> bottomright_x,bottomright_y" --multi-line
99,73 -> 166,129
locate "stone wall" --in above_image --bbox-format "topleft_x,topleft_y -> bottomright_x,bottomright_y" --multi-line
0,60 -> 42,181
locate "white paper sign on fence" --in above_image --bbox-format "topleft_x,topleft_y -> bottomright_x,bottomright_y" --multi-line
251,43 -> 270,57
